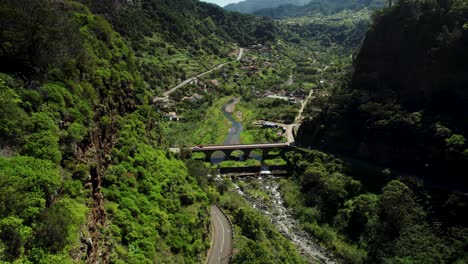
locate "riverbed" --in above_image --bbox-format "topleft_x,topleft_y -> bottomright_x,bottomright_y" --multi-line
218,97 -> 337,263
232,176 -> 338,264
222,97 -> 243,145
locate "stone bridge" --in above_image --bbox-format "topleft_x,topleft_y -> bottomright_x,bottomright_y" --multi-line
189,143 -> 291,162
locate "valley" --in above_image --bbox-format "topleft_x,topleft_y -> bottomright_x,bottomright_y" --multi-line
0,0 -> 467,263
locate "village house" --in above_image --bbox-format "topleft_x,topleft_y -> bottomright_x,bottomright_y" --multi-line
164,112 -> 181,121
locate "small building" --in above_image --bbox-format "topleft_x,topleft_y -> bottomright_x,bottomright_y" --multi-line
153,97 -> 169,104
210,79 -> 219,86
164,112 -> 181,121
182,93 -> 203,102
193,93 -> 203,100
267,95 -> 289,101
263,121 -> 279,128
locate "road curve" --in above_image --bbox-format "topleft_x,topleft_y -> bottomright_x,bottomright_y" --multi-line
207,206 -> 233,264
236,48 -> 244,61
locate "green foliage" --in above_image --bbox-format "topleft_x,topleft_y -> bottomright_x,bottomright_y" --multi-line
282,149 -> 468,264
103,112 -> 209,263
0,76 -> 28,141
161,97 -> 233,146
2,0 -> 466,263
335,194 -> 378,241
377,180 -> 424,235
22,112 -> 61,164
277,9 -> 372,51
36,198 -> 88,253
219,192 -> 306,264
225,0 -> 312,14
1,0 -> 192,262
0,156 -> 61,222
0,156 -> 86,262
254,0 -> 384,18
299,0 -> 468,181
101,0 -> 275,92
0,216 -> 32,261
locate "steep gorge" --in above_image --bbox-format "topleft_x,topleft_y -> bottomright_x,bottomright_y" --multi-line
298,0 -> 468,185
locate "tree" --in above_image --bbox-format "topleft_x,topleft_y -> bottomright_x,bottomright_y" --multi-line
378,180 -> 423,235
0,217 -> 32,261
368,180 -> 425,262
336,193 -> 378,241
0,77 -> 28,141
36,198 -> 87,252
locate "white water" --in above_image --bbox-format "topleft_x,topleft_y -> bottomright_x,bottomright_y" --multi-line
233,177 -> 337,264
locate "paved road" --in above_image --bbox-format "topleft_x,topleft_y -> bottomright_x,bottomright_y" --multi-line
207,206 -> 232,264
160,48 -> 244,98
163,77 -> 197,97
236,48 -> 244,61
295,88 -> 314,123
265,88 -> 314,144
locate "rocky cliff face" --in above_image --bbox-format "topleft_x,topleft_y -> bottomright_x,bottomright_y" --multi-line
298,0 -> 468,184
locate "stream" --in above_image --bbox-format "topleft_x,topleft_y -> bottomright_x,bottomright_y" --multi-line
211,97 -> 245,163
218,97 -> 337,263
232,176 -> 337,264
222,97 -> 243,145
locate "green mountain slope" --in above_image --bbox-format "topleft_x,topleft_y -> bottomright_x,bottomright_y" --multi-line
224,0 -> 312,14
86,0 -> 275,93
0,0 -> 274,262
297,0 -> 468,186
277,9 -> 372,52
254,0 -> 385,18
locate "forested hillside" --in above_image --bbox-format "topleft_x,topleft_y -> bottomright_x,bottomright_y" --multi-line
85,0 -> 275,93
0,0 -> 273,262
225,0 -> 312,14
254,0 -> 385,19
1,0 -> 467,263
281,149 -> 468,263
281,2 -> 468,261
298,0 -> 468,186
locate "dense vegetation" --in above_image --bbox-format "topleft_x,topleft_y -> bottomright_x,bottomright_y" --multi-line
289,1 -> 468,262
185,159 -> 308,264
298,0 -> 468,186
103,111 -> 210,262
0,0 -> 274,262
84,0 -> 275,93
282,149 -> 468,263
220,191 -> 307,264
225,0 -> 312,14
1,0 -> 467,263
0,0 -> 146,260
254,0 -> 385,19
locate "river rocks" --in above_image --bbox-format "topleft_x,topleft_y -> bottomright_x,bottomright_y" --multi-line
232,176 -> 338,264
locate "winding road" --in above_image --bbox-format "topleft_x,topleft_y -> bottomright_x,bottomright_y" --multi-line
160,48 -> 244,98
207,206 -> 233,264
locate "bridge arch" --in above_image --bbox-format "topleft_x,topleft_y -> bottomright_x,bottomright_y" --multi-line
191,151 -> 207,161
247,148 -> 264,161
264,148 -> 283,159
230,150 -> 246,161
210,150 -> 227,164
189,142 -> 291,164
